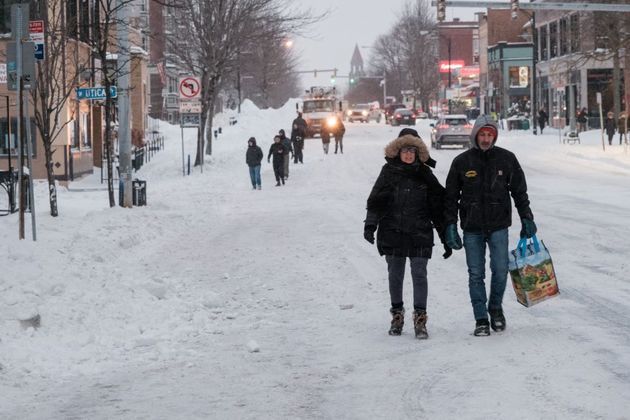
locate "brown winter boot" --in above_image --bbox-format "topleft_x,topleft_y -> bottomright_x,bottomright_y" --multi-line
413,310 -> 428,339
389,307 -> 405,336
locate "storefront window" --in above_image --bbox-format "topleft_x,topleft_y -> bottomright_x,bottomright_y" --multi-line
509,66 -> 529,88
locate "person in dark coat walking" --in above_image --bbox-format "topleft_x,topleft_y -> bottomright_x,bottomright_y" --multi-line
604,111 -> 617,145
291,112 -> 307,164
333,117 -> 346,154
278,129 -> 293,180
245,137 -> 263,190
576,107 -> 588,132
364,128 -> 450,339
537,108 -> 548,134
444,115 -> 536,337
618,112 -> 627,145
268,135 -> 287,186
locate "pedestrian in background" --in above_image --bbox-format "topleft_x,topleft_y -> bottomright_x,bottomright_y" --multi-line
334,117 -> 346,154
604,111 -> 617,146
617,112 -> 627,145
577,108 -> 588,133
291,112 -> 307,164
364,129 -> 450,339
278,129 -> 293,180
245,137 -> 263,190
537,108 -> 548,134
268,135 -> 287,186
445,115 -> 536,337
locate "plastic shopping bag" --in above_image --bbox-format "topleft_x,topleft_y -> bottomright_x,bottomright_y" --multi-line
508,235 -> 559,307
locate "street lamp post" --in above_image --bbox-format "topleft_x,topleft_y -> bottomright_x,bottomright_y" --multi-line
447,37 -> 452,113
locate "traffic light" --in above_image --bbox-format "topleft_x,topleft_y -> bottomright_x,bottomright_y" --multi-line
437,0 -> 446,22
511,0 -> 519,19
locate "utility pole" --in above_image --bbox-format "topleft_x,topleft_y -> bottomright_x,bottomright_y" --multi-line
531,10 -> 538,135
447,37 -> 452,114
117,0 -> 132,208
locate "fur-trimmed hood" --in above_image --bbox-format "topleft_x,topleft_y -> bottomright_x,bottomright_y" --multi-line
384,134 -> 430,163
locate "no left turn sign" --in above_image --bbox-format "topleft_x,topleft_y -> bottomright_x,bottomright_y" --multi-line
179,77 -> 201,99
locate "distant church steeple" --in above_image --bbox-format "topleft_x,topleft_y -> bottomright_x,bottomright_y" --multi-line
350,44 -> 365,81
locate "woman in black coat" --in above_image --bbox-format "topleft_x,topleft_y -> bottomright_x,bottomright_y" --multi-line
537,108 -> 548,133
604,111 -> 617,145
364,129 -> 449,339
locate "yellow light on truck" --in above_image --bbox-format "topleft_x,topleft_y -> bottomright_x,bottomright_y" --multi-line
326,116 -> 337,127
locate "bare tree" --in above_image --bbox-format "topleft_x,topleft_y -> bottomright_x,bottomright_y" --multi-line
581,10 -> 630,117
238,33 -> 301,109
395,0 -> 439,110
369,32 -> 407,102
29,0 -> 89,216
167,0 -> 323,164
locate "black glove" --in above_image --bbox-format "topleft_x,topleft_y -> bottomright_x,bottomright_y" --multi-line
442,245 -> 452,259
364,225 -> 376,244
520,218 -> 537,239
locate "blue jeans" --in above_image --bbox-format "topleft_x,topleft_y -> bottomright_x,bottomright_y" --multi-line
463,229 -> 509,320
248,165 -> 261,188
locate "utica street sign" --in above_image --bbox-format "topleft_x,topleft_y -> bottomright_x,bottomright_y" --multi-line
76,86 -> 118,100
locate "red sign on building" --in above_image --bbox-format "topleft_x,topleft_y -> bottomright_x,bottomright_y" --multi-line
439,60 -> 465,73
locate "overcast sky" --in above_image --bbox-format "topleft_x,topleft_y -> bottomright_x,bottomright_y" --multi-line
292,0 -> 490,92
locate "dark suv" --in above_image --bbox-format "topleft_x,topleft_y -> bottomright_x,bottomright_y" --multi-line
384,103 -> 406,124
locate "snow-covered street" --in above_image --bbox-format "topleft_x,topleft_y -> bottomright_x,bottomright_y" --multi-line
1,101 -> 630,419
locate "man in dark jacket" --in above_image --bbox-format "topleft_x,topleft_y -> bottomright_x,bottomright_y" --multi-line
291,112 -> 307,163
268,135 -> 288,186
537,108 -> 548,134
364,129 -> 450,339
333,117 -> 346,154
278,129 -> 293,180
444,115 -> 536,336
245,137 -> 263,190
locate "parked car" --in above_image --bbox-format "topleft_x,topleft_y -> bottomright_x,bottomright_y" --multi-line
384,103 -> 406,124
390,109 -> 416,126
346,103 -> 381,123
430,114 -> 473,149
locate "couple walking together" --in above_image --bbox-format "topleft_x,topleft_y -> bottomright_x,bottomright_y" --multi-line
364,116 -> 537,339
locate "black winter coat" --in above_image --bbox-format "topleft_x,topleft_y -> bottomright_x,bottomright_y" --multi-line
291,117 -> 307,141
445,146 -> 533,233
604,117 -> 617,136
366,158 -> 446,258
246,145 -> 263,167
267,142 -> 288,163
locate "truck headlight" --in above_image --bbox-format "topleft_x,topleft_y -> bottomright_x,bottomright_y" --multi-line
346,110 -> 352,116
326,117 -> 337,128
362,110 -> 368,117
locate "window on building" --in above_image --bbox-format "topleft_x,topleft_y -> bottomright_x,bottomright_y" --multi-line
509,66 -> 529,88
539,26 -> 548,61
570,14 -> 580,52
0,0 -> 26,34
79,0 -> 90,43
0,118 -> 37,157
549,21 -> 558,58
559,18 -> 569,56
66,0 -> 78,39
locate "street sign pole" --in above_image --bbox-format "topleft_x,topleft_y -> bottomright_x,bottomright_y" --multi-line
117,0 -> 132,207
13,4 -> 25,240
23,88 -> 36,241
